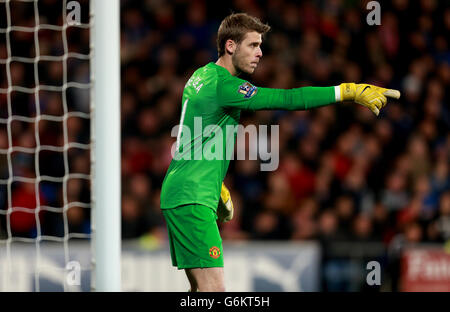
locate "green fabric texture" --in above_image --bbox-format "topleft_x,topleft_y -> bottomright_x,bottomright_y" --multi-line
160,62 -> 336,211
162,204 -> 224,269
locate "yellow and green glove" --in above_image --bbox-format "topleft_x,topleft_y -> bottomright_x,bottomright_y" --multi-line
339,83 -> 401,116
217,183 -> 233,223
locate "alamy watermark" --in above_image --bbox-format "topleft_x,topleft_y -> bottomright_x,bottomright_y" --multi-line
66,1 -> 81,26
66,260 -> 81,286
366,261 -> 381,286
366,1 -> 381,26
170,117 -> 279,171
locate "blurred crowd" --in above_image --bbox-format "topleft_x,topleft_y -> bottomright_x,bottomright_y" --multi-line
0,0 -> 449,282
119,0 -> 450,254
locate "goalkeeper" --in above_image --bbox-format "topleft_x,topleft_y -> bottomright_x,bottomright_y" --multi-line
160,13 -> 400,292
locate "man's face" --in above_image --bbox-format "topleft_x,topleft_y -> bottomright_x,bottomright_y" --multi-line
231,31 -> 263,75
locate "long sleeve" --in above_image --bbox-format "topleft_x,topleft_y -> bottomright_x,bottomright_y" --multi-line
217,74 -> 336,111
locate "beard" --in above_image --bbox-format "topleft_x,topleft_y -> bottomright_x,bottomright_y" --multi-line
231,47 -> 252,75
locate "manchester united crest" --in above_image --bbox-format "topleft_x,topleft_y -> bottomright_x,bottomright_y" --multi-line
209,246 -> 221,259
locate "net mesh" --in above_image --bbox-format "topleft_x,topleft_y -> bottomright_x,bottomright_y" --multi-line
0,0 -> 92,291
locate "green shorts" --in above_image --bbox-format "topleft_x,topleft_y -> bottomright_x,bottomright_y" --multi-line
162,204 -> 224,269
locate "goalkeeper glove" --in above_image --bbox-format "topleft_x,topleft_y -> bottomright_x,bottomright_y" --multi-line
217,183 -> 234,223
339,83 -> 401,116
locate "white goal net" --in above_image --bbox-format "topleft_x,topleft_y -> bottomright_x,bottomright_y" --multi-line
0,0 -> 93,291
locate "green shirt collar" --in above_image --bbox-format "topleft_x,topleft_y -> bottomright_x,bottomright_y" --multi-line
209,62 -> 232,76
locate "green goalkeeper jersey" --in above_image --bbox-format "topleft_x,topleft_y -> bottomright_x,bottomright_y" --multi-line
160,62 -> 336,211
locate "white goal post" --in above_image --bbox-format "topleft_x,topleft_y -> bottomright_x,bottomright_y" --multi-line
91,0 -> 121,292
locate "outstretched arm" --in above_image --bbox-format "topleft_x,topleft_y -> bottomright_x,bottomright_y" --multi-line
217,75 -> 400,115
